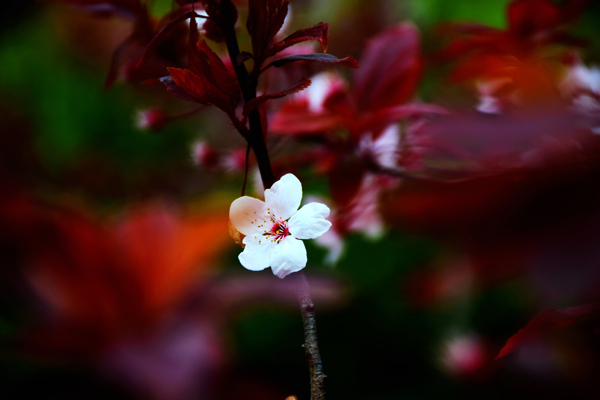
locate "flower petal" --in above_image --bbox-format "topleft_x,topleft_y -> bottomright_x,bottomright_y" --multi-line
289,202 -> 332,239
264,173 -> 302,221
269,236 -> 307,279
239,236 -> 273,271
230,196 -> 268,235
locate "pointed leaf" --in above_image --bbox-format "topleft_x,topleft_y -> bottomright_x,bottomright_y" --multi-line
168,67 -> 232,113
136,11 -> 206,70
497,304 -> 597,359
247,0 -> 290,62
243,78 -> 311,116
262,53 -> 359,71
154,75 -> 199,103
185,16 -> 239,99
269,22 -> 330,56
353,23 -> 423,113
193,40 -> 240,98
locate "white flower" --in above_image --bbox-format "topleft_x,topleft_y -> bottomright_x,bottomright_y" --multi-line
229,174 -> 332,279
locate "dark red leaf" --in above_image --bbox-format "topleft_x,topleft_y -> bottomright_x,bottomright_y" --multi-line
353,23 -> 423,113
247,0 -> 290,62
329,158 -> 366,208
269,22 -> 330,56
177,15 -> 240,108
154,75 -> 199,103
195,41 -> 240,97
508,0 -> 562,38
136,11 -> 206,70
270,102 -> 343,135
202,18 -> 225,42
150,13 -> 240,117
497,304 -> 597,359
201,1 -> 239,43
322,89 -> 357,133
243,78 -> 311,116
262,53 -> 359,71
168,67 -> 233,113
360,103 -> 449,133
185,16 -> 239,97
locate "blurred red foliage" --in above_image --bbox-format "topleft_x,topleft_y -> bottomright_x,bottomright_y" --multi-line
14,201 -> 230,361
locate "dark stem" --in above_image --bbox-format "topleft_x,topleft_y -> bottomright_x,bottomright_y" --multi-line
295,271 -> 326,400
219,0 -> 274,189
217,3 -> 326,398
241,143 -> 251,196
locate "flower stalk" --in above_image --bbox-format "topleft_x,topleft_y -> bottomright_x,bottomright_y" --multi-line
217,1 -> 326,398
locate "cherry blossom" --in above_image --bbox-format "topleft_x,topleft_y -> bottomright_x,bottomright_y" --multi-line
229,174 -> 331,278
135,108 -> 168,131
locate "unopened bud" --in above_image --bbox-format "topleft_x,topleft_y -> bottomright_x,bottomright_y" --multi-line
221,148 -> 247,173
192,141 -> 220,170
135,107 -> 168,131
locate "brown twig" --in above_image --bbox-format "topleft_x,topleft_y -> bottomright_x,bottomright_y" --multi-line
217,2 -> 326,398
295,272 -> 326,400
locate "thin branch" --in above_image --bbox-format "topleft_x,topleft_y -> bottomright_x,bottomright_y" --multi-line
219,0 -> 274,189
241,143 -> 251,196
295,272 -> 326,400
217,2 -> 326,398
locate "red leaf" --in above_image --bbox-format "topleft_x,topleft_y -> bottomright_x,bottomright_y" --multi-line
270,102 -> 343,135
353,23 -> 423,113
508,0 -> 562,38
247,0 -> 290,62
23,203 -> 231,358
497,304 -> 597,359
262,53 -> 359,71
168,67 -> 233,113
153,75 -> 198,102
202,18 -> 225,42
136,11 -> 205,70
329,158 -> 366,208
155,14 -> 239,114
193,40 -> 240,98
269,22 -> 330,56
201,2 -> 238,43
243,78 -> 311,116
360,103 -> 449,133
185,16 -> 239,98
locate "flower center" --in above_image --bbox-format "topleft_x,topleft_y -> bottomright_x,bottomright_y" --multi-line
264,220 -> 290,243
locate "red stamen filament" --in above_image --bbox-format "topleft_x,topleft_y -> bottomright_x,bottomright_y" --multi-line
264,220 -> 290,243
